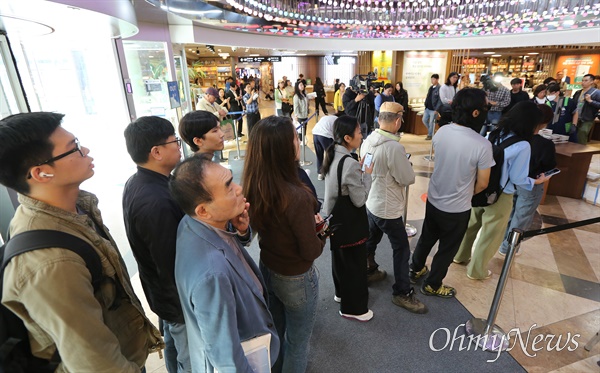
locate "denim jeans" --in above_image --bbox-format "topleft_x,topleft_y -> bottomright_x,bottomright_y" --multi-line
365,210 -> 411,295
259,262 -> 319,373
499,184 -> 545,255
163,320 -> 192,373
482,110 -> 503,135
422,108 -> 437,137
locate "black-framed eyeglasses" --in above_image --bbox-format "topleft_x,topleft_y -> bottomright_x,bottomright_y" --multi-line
35,138 -> 84,166
155,137 -> 182,148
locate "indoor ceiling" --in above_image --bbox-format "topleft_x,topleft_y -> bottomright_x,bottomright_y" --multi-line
145,0 -> 599,39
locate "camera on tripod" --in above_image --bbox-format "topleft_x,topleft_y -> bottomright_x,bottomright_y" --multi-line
350,72 -> 384,94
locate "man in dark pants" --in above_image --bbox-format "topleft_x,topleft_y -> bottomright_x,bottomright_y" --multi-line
122,116 -> 190,372
360,102 -> 427,314
243,83 -> 261,137
409,88 -> 494,298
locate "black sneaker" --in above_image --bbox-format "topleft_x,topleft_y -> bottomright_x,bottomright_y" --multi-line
392,289 -> 428,314
367,269 -> 387,284
409,266 -> 429,284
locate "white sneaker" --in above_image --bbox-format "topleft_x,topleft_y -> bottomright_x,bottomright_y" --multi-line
317,174 -> 324,180
333,295 -> 341,303
339,310 -> 374,322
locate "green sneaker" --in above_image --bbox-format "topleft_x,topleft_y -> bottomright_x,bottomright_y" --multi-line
420,284 -> 456,299
409,266 -> 429,284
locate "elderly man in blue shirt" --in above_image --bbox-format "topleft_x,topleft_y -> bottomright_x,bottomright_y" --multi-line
170,154 -> 279,372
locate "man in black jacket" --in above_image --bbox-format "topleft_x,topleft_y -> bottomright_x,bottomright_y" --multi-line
123,116 -> 190,373
504,78 -> 530,114
423,74 -> 440,140
572,73 -> 600,144
342,85 -> 365,117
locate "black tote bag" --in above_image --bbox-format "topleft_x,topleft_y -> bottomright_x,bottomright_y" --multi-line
329,155 -> 369,248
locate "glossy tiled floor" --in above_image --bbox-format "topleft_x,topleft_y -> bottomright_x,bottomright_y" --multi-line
140,98 -> 600,373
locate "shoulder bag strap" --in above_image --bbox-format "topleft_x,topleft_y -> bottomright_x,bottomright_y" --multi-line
336,155 -> 351,198
2,230 -> 103,291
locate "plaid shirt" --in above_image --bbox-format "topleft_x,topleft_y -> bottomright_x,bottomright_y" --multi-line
486,86 -> 511,112
243,93 -> 259,113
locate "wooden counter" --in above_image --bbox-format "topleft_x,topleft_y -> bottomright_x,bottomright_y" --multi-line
546,142 -> 600,199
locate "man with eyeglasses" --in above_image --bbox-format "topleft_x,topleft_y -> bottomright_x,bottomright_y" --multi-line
360,102 -> 428,314
0,112 -> 163,372
409,88 -> 494,299
122,116 -> 190,373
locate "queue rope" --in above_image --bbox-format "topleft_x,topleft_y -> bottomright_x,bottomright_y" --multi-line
465,215 -> 600,353
522,216 -> 600,239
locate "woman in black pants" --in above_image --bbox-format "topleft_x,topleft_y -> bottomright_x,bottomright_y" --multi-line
322,115 -> 373,321
314,77 -> 329,116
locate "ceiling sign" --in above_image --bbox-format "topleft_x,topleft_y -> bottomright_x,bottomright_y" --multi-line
238,56 -> 281,63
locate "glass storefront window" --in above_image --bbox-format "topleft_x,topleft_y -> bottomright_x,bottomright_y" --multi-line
8,32 -> 137,269
122,41 -> 177,121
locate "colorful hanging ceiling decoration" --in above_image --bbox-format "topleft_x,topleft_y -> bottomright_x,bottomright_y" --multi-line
150,0 -> 600,38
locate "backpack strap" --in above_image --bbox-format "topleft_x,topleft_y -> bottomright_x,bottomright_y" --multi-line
336,155 -> 352,198
497,136 -> 525,193
2,230 -> 103,292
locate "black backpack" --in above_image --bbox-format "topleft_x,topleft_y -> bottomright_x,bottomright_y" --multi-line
471,136 -> 524,207
0,230 -> 102,373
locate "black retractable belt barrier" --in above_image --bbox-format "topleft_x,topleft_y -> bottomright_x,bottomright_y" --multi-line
466,216 -> 600,353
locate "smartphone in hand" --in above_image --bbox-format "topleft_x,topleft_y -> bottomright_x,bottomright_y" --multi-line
362,153 -> 373,172
544,168 -> 561,177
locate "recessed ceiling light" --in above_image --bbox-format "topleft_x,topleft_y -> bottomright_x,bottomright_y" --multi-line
528,52 -> 539,55
249,54 -> 260,56
483,51 -> 495,54
492,54 -> 502,57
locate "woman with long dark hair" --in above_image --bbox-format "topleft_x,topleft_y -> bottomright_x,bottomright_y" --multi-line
393,81 -> 409,130
293,81 -> 309,140
439,72 -> 459,107
454,101 -> 549,279
242,116 -> 325,373
322,115 -> 373,321
314,77 -> 329,116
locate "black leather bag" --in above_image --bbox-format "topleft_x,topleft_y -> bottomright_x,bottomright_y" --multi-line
281,102 -> 293,115
329,155 -> 369,248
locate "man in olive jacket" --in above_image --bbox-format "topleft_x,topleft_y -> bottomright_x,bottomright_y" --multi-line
0,112 -> 162,372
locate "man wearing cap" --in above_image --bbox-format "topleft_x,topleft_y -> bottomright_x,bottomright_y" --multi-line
360,101 -> 427,315
504,78 -> 530,114
198,87 -> 229,119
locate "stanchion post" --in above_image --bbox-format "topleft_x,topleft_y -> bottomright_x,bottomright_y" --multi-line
229,111 -> 245,161
299,113 -> 317,167
465,228 -> 523,353
404,185 -> 417,237
423,141 -> 435,162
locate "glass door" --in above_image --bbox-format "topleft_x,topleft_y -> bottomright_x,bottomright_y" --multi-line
0,33 -> 27,242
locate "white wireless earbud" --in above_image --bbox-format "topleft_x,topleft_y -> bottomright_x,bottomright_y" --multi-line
39,172 -> 54,178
